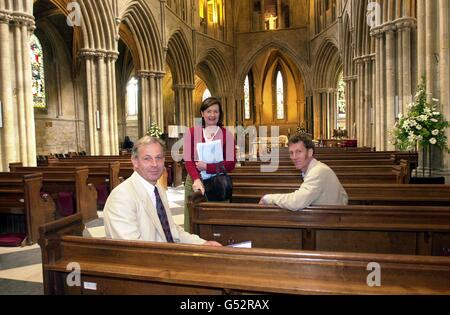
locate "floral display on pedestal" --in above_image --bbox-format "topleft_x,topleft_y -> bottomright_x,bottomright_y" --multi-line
390,77 -> 449,176
146,122 -> 163,139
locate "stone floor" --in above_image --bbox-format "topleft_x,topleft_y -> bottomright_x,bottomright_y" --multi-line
0,185 -> 186,295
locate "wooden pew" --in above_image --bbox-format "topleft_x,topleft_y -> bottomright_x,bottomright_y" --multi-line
59,152 -> 183,187
230,171 -> 400,184
234,164 -> 395,173
9,166 -> 98,222
188,195 -> 450,256
231,182 -> 450,206
44,161 -> 121,190
232,159 -> 410,184
39,214 -> 450,294
49,156 -> 173,189
0,172 -> 55,244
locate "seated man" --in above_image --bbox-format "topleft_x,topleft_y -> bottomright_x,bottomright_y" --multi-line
259,133 -> 348,210
104,135 -> 221,246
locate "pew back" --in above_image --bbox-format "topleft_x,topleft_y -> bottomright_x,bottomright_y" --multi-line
39,214 -> 450,294
190,199 -> 450,256
0,172 -> 55,244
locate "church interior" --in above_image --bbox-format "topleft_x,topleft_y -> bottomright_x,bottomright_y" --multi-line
1,0 -> 450,295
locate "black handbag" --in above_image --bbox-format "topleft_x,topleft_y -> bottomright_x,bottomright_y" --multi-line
202,165 -> 233,202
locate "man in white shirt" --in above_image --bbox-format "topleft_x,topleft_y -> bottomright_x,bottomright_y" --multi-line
104,135 -> 221,246
259,133 -> 348,210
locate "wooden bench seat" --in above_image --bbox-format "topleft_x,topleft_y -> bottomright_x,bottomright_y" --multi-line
8,166 -> 98,222
231,182 -> 450,206
0,172 -> 55,244
38,214 -> 450,295
230,171 -> 400,184
188,195 -> 450,256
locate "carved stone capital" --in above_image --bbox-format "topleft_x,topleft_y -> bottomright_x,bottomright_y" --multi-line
395,17 -> 417,30
78,49 -> 119,61
382,23 -> 397,34
0,11 -> 12,24
136,70 -> 153,78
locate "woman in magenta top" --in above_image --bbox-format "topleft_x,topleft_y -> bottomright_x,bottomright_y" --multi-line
183,97 -> 236,231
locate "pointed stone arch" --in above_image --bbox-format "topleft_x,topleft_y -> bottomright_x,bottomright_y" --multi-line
166,29 -> 194,127
312,40 -> 343,139
166,30 -> 194,86
237,40 -> 311,96
196,48 -> 233,125
197,48 -> 232,95
313,40 -> 342,89
119,0 -> 165,135
119,0 -> 163,72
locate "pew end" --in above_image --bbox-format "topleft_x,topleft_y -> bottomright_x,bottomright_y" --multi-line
187,191 -> 207,234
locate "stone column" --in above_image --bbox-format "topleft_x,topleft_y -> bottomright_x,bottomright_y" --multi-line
425,0 -> 436,97
417,0 -> 426,77
364,57 -> 371,147
172,85 -> 184,127
398,20 -> 414,114
22,18 -> 37,165
439,0 -> 450,172
13,19 -> 27,164
385,25 -> 396,150
137,70 -> 152,136
107,53 -> 119,153
356,60 -> 364,146
79,49 -> 118,155
0,11 -> 14,170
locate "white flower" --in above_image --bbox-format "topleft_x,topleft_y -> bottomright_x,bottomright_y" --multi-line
429,138 -> 437,145
431,118 -> 438,123
398,113 -> 403,119
432,112 -> 440,116
407,103 -> 414,109
432,98 -> 439,103
415,124 -> 422,130
432,130 -> 439,136
416,135 -> 423,141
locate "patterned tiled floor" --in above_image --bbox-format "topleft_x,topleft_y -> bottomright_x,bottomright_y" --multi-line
0,185 -> 187,295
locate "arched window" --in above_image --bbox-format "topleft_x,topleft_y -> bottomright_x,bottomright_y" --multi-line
202,88 -> 211,101
337,72 -> 346,129
30,34 -> 46,109
244,75 -> 251,120
275,70 -> 285,120
126,77 -> 138,116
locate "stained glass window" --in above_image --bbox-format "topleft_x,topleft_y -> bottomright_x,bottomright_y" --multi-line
244,75 -> 251,119
126,77 -> 138,116
30,34 -> 46,109
337,72 -> 346,129
276,70 -> 284,119
202,88 -> 211,101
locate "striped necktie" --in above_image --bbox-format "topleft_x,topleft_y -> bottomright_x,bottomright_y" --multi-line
154,187 -> 174,243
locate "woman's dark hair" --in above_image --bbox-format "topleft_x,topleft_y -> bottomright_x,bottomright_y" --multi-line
200,96 -> 223,128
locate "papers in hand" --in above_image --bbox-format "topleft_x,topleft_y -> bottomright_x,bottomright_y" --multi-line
196,140 -> 223,163
227,241 -> 252,248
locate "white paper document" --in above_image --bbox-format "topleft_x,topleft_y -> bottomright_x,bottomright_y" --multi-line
227,241 -> 252,248
196,140 -> 224,180
196,140 -> 223,163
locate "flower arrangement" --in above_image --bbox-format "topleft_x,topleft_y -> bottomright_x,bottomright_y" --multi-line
296,123 -> 307,134
146,122 -> 163,138
390,77 -> 449,152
